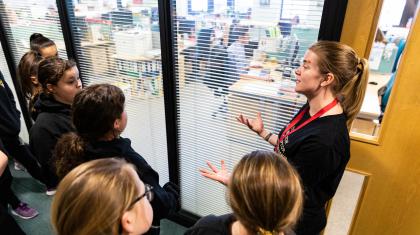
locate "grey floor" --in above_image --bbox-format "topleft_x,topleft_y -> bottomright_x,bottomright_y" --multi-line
9,161 -> 188,235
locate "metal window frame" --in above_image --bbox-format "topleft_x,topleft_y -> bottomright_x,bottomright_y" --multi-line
56,0 -> 84,84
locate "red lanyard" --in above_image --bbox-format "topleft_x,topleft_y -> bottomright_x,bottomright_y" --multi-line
275,98 -> 339,151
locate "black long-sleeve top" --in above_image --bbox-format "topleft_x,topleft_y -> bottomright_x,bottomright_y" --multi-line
0,72 -> 21,139
277,104 -> 350,235
29,93 -> 73,165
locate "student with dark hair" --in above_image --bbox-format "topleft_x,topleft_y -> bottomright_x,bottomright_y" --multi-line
188,151 -> 303,235
0,150 -> 38,222
53,84 -> 179,235
17,51 -> 43,116
29,57 -> 82,194
29,33 -> 57,58
0,71 -> 45,185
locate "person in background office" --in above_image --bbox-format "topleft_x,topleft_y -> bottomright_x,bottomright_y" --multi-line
378,38 -> 406,123
227,19 -> 240,47
29,33 -> 58,58
51,158 -> 153,235
204,41 -> 369,234
227,25 -> 250,77
186,28 -> 214,84
53,84 -> 179,235
29,57 -> 82,195
190,150 -> 302,235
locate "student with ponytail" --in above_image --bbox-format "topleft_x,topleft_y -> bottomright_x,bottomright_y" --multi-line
29,33 -> 58,58
202,41 -> 369,234
29,57 -> 82,194
187,151 -> 302,235
53,84 -> 179,235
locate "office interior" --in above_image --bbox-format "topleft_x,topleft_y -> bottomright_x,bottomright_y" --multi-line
0,0 -> 419,234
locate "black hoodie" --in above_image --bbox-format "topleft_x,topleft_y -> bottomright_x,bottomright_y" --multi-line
29,93 -> 73,165
84,137 -> 179,228
0,72 -> 21,139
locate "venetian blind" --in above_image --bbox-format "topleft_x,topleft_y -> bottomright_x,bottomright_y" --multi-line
64,0 -> 169,184
173,0 -> 324,216
0,0 -> 68,63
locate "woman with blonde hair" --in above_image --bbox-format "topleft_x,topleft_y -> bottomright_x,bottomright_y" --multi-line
203,41 -> 369,234
187,150 -> 303,235
51,158 -> 153,235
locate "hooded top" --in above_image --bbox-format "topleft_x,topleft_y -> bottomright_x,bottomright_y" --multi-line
29,93 -> 73,164
0,71 -> 21,139
84,137 -> 179,226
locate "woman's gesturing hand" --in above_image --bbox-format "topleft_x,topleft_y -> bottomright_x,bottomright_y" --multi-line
200,160 -> 230,186
236,112 -> 264,134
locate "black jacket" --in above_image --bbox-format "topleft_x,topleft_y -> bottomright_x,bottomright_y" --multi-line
29,94 -> 73,164
278,104 -> 350,235
185,214 -> 295,235
84,137 -> 180,225
185,214 -> 235,235
0,72 -> 21,139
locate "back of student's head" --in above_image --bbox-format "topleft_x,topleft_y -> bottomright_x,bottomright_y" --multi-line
51,158 -> 143,235
30,33 -> 57,58
229,150 -> 303,234
37,57 -> 76,95
17,50 -> 42,99
72,83 -> 125,141
54,84 -> 125,178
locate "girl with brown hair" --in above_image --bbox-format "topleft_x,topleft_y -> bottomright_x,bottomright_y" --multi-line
51,158 -> 154,235
29,57 -> 82,194
187,150 -> 303,235
203,41 -> 369,234
17,50 -> 43,116
29,33 -> 58,58
53,84 -> 179,235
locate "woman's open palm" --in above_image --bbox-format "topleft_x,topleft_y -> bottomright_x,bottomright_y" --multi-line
200,160 -> 230,185
236,112 -> 264,134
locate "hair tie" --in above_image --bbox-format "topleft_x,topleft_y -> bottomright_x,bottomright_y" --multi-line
258,228 -> 274,235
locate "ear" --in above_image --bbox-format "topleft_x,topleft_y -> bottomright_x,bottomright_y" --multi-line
114,118 -> 121,131
30,76 -> 39,85
121,211 -> 135,234
46,84 -> 55,94
320,73 -> 335,87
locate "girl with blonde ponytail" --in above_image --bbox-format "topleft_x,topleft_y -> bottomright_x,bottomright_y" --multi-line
203,41 -> 368,234
187,151 -> 302,235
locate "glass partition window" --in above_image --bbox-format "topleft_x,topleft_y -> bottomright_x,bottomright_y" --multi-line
350,0 -> 419,138
0,0 -> 67,63
65,0 -> 169,184
173,0 -> 324,216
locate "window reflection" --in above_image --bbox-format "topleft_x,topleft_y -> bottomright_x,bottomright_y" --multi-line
351,0 -> 419,137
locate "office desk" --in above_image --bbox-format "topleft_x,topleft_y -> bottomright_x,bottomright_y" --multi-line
357,72 -> 391,120
81,41 -> 115,76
